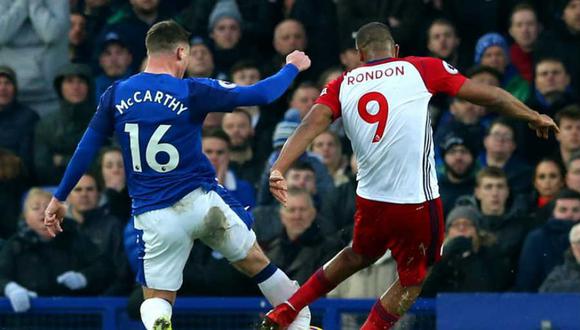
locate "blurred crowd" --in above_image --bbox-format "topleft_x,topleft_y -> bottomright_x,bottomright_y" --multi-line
1,0 -> 580,316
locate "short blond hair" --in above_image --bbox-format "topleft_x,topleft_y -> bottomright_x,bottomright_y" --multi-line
23,188 -> 52,211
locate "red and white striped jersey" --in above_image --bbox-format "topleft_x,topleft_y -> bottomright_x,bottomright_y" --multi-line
316,57 -> 466,203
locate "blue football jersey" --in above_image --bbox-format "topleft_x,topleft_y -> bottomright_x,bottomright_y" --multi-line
91,73 -> 264,215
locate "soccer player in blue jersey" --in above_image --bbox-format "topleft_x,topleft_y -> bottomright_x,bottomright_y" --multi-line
43,21 -> 312,330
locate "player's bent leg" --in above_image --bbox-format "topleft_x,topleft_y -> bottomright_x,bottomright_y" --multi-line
360,279 -> 422,330
232,242 -> 311,330
140,288 -> 176,330
260,247 -> 377,329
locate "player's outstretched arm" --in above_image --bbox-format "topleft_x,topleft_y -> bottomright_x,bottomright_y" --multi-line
456,79 -> 559,139
270,104 -> 333,205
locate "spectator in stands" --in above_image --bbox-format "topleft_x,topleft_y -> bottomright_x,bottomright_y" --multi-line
529,158 -> 565,227
0,149 -> 26,240
289,82 -> 320,119
222,109 -> 265,186
230,61 -> 278,164
521,58 -> 577,163
480,118 -> 532,194
0,189 -> 110,312
339,46 -> 362,71
35,64 -> 96,185
202,128 -> 256,208
82,0 -> 113,48
474,33 -> 530,102
98,146 -> 131,221
318,67 -> 343,90
254,161 -> 334,247
67,173 -> 131,295
516,188 -> 580,291
508,4 -> 540,83
554,105 -> 580,168
95,32 -> 133,100
468,66 -> 502,88
434,97 -> 486,153
262,19 -> 307,79
69,11 -> 91,64
257,109 -> 333,206
0,0 -> 69,116
186,36 -> 216,79
0,66 -> 39,179
310,130 -> 348,186
320,154 -> 357,245
458,167 -> 529,283
421,205 -> 511,296
100,0 -> 171,71
426,19 -> 466,71
535,0 -> 580,97
266,188 -> 340,284
207,0 -> 255,80
437,130 -> 478,216
566,152 -> 580,193
540,222 -> 580,292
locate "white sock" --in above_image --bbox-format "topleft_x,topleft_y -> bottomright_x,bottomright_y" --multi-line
257,269 -> 311,330
140,297 -> 173,330
257,269 -> 299,306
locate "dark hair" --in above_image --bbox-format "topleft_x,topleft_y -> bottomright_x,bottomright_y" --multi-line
428,18 -> 457,37
509,3 -> 537,26
476,166 -> 508,187
535,57 -> 567,72
230,60 -> 260,76
145,20 -> 191,54
287,161 -> 315,175
555,104 -> 580,126
96,145 -> 123,187
202,128 -> 231,146
554,188 -> 580,202
356,22 -> 395,52
486,117 -> 516,139
465,65 -> 502,81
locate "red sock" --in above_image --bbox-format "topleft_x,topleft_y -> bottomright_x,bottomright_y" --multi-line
360,300 -> 400,330
287,268 -> 336,311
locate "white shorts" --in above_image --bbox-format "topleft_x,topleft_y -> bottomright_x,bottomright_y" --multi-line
133,187 -> 257,291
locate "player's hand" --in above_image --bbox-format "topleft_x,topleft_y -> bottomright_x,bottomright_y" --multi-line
269,169 -> 288,206
286,50 -> 311,72
44,197 -> 66,238
528,113 -> 559,139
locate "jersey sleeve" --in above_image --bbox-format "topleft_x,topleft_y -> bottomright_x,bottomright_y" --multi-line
409,57 -> 467,96
315,74 -> 344,120
88,84 -> 115,136
186,64 -> 299,115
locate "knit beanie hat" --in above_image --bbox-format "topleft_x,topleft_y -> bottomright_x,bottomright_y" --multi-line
208,0 -> 242,31
474,33 -> 509,64
446,206 -> 480,231
272,109 -> 301,149
0,66 -> 17,90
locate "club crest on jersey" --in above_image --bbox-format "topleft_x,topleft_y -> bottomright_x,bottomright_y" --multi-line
218,80 -> 237,89
442,61 -> 458,75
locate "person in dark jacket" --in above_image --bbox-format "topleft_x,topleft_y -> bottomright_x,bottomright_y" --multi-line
527,158 -> 565,228
535,0 -> 580,98
97,146 -> 131,222
0,66 -> 39,179
456,167 -> 530,286
266,188 -> 341,284
34,63 -> 99,185
479,117 -> 533,195
421,205 -> 511,296
0,188 -> 110,313
515,189 -> 580,292
437,130 -> 479,217
539,222 -> 580,292
66,173 -> 132,295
